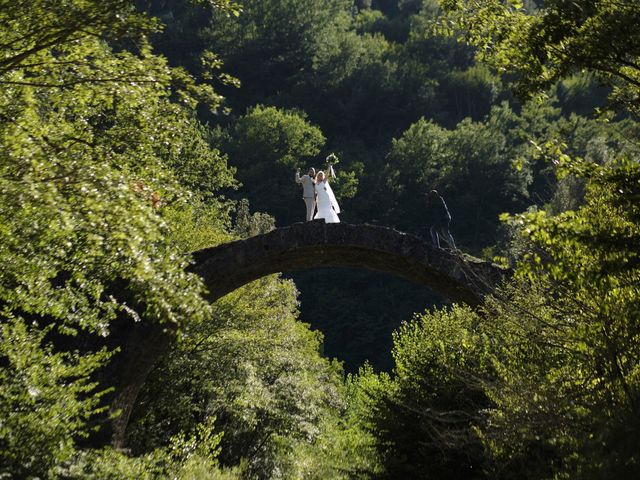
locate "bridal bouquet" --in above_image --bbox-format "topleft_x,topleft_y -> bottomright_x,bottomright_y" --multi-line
325,153 -> 339,165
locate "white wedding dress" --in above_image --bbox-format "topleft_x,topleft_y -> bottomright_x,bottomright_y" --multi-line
314,180 -> 340,223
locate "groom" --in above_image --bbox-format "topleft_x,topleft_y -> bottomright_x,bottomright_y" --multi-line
295,167 -> 316,221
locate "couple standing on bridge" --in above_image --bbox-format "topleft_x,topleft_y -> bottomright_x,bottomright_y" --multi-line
296,155 -> 456,249
295,154 -> 341,223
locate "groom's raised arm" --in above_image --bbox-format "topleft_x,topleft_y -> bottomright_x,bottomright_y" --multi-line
295,169 -> 302,184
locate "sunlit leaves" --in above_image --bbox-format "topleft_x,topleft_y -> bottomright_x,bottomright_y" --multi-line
0,0 -> 236,473
485,154 -> 640,478
0,315 -> 112,477
353,306 -> 491,479
437,0 -> 640,115
127,275 -> 348,479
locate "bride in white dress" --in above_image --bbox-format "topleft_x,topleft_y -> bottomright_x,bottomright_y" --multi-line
314,167 -> 340,223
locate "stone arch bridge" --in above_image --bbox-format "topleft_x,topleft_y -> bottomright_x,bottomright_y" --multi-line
109,221 -> 509,447
191,220 -> 506,305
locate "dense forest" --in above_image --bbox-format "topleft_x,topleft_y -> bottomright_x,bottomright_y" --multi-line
1,0 -> 639,479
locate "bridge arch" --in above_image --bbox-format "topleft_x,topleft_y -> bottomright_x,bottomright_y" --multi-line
190,221 -> 507,306
109,221 -> 508,447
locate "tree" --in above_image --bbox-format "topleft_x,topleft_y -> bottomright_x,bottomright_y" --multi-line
199,0 -> 353,110
355,156 -> 640,480
385,102 -> 534,249
438,0 -> 640,115
475,153 -> 640,479
218,105 -> 326,225
127,274 -> 349,479
354,306 -> 492,479
0,0 -> 236,470
0,318 -> 111,477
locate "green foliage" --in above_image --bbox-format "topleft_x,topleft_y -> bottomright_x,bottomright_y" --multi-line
0,0 -> 235,340
3,1 -> 640,479
57,448 -> 169,480
0,0 -> 237,476
0,316 -> 111,478
137,0 -> 640,382
476,155 -> 640,479
172,457 -> 243,480
509,155 -> 640,287
0,0 -> 157,77
385,102 -> 536,247
355,306 -> 492,479
403,5 -> 505,126
231,105 -> 325,170
232,199 -> 276,239
168,417 -> 224,466
56,428 -> 243,479
127,274 -> 348,478
354,8 -> 387,33
345,151 -> 640,480
281,372 -> 382,479
356,154 -> 640,478
437,0 -> 640,115
163,200 -> 233,253
201,0 -> 354,104
218,105 -> 326,224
